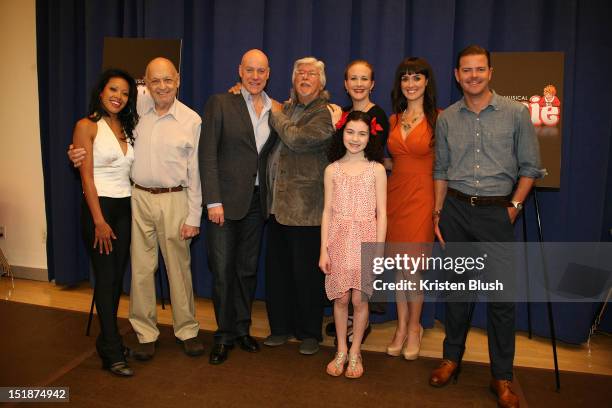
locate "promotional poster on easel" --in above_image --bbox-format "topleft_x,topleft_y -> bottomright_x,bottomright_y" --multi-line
490,52 -> 564,189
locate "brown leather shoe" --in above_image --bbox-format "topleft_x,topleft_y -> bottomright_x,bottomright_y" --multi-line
490,379 -> 519,408
177,336 -> 205,357
429,359 -> 458,387
133,341 -> 156,361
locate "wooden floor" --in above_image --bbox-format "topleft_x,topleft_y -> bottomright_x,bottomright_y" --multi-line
2,275 -> 611,376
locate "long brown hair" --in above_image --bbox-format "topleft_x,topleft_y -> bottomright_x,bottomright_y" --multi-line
390,57 -> 438,141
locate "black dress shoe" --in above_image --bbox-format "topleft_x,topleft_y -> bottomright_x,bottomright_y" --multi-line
103,361 -> 134,377
209,343 -> 233,365
236,335 -> 260,353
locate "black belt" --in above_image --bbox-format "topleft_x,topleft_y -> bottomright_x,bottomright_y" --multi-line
133,183 -> 183,194
447,188 -> 511,207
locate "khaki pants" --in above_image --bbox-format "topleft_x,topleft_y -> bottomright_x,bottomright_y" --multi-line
129,188 -> 199,343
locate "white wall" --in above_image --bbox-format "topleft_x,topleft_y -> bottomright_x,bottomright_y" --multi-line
0,0 -> 47,271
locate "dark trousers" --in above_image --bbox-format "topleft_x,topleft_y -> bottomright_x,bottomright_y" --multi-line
265,216 -> 325,341
439,195 -> 516,380
206,189 -> 263,345
81,196 -> 131,364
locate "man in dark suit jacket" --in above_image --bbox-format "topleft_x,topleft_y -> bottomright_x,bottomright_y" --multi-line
199,49 -> 278,365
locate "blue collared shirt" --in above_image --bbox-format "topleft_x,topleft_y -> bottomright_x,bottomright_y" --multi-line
434,91 -> 545,196
241,87 -> 271,186
240,87 -> 271,151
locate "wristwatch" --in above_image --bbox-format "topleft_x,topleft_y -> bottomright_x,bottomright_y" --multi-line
511,201 -> 523,211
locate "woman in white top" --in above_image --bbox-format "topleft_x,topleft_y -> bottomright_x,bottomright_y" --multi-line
72,69 -> 138,377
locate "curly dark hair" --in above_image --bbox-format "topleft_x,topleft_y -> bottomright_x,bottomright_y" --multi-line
88,68 -> 139,142
390,57 -> 438,142
327,110 -> 384,164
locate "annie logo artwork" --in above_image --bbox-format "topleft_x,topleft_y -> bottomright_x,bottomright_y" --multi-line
523,84 -> 561,127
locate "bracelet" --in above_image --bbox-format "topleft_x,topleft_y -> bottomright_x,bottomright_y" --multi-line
432,209 -> 442,217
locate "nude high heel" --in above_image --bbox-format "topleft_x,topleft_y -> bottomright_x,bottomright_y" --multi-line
402,325 -> 423,361
386,335 -> 407,357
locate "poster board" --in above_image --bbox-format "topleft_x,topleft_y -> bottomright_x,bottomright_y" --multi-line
490,52 -> 564,189
102,37 -> 182,96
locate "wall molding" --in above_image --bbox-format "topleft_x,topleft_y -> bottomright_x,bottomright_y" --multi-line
9,265 -> 48,281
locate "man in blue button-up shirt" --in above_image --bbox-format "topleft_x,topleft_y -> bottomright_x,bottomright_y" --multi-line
430,45 -> 544,408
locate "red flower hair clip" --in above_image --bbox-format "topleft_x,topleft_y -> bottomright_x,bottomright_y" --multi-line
335,111 -> 350,130
370,117 -> 383,135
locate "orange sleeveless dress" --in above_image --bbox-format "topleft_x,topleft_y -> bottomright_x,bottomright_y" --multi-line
386,115 -> 434,244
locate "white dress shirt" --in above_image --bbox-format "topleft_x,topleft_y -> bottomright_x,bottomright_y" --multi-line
131,94 -> 203,226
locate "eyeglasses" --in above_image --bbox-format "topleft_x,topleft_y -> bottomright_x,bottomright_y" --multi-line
296,70 -> 320,78
148,77 -> 176,87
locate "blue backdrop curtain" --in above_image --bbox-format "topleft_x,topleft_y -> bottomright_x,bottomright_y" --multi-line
36,0 -> 612,344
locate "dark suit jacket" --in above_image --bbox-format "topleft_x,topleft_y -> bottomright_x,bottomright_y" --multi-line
199,93 -> 277,220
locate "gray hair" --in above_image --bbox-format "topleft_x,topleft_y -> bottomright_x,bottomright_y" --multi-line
292,57 -> 326,88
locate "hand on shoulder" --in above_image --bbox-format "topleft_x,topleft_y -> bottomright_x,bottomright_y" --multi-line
271,99 -> 283,113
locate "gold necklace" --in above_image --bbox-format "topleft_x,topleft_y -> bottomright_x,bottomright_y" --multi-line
401,111 -> 423,132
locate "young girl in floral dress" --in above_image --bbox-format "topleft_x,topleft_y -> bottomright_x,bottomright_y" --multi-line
319,110 -> 387,378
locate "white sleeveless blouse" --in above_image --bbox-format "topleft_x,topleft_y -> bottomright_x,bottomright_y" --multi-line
92,119 -> 134,198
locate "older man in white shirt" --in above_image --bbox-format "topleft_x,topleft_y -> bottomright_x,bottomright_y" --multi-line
128,57 -> 203,360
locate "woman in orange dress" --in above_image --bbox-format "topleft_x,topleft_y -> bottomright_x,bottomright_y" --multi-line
385,57 -> 438,360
